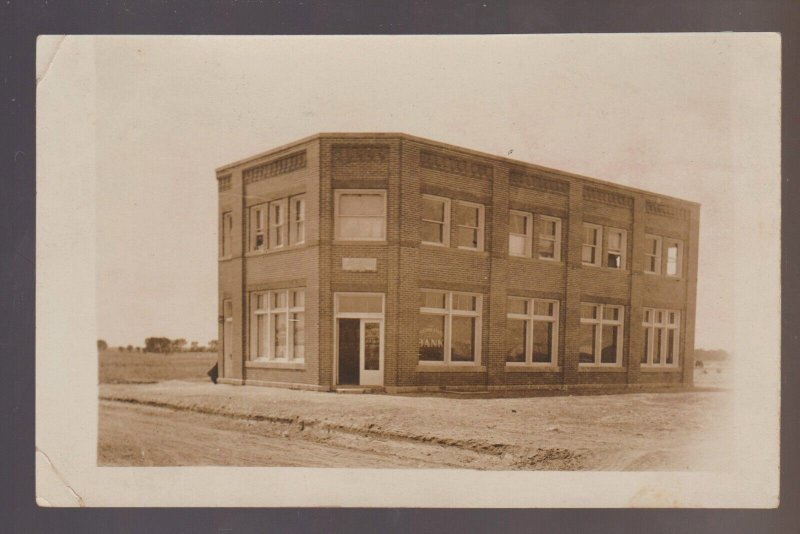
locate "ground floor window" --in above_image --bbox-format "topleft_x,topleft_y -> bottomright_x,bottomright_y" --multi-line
250,288 -> 305,361
506,297 -> 560,365
419,290 -> 482,365
579,303 -> 624,366
641,308 -> 680,367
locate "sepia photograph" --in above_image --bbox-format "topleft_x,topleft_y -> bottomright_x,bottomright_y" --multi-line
35,33 -> 780,507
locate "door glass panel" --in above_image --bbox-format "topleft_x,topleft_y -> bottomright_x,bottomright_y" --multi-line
364,323 -> 380,371
338,318 -> 360,385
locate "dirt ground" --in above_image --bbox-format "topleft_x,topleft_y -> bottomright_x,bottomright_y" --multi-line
98,378 -> 733,471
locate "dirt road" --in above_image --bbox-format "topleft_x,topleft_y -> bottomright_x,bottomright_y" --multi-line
99,400 -> 512,468
98,381 -> 733,470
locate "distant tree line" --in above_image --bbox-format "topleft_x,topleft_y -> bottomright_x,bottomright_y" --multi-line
694,349 -> 730,362
97,338 -> 218,354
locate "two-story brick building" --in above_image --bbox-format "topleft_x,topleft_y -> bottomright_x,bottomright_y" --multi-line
216,133 -> 699,393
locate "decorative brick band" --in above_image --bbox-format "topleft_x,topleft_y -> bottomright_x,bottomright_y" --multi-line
509,169 -> 569,195
217,174 -> 231,192
583,186 -> 633,208
243,150 -> 307,185
646,199 -> 690,219
332,145 -> 389,165
420,150 -> 493,180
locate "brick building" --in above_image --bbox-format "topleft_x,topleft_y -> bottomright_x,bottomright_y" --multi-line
216,133 -> 699,393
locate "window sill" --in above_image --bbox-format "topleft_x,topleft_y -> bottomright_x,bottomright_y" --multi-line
581,263 -> 628,273
640,366 -> 682,373
332,239 -> 387,245
505,365 -> 562,373
509,255 -> 564,265
416,364 -> 486,373
246,360 -> 306,370
578,365 -> 626,372
245,244 -> 306,257
218,256 -> 234,262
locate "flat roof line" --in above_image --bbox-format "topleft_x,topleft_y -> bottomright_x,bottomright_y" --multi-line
215,132 -> 700,207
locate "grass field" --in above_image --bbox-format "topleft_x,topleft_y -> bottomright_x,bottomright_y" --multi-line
98,349 -> 216,384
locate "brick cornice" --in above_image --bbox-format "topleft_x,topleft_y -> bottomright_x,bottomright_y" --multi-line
420,149 -> 493,180
645,199 -> 690,219
243,150 -> 307,185
509,168 -> 569,195
583,186 -> 633,208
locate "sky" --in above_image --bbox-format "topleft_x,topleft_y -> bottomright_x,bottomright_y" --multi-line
91,34 -> 775,349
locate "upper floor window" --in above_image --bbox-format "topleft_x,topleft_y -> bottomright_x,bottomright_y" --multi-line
251,288 -> 305,362
582,223 -> 627,270
454,200 -> 485,250
420,195 -> 485,252
335,190 -> 386,241
506,297 -> 560,365
220,211 -> 233,258
581,223 -> 602,267
290,196 -> 306,245
665,238 -> 683,277
508,211 -> 532,257
579,303 -> 624,366
641,308 -> 680,367
644,234 -> 662,274
248,194 -> 305,252
538,215 -> 562,261
270,199 -> 287,248
421,195 -> 450,246
419,290 -> 482,365
606,227 -> 627,269
643,234 -> 683,277
509,211 -> 562,261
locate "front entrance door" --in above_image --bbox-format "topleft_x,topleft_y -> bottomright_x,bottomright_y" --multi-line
337,318 -> 360,385
336,318 -> 384,386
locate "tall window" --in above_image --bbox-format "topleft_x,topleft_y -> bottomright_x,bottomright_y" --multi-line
606,227 -> 626,269
665,239 -> 682,277
419,290 -> 482,365
249,205 -> 267,251
454,201 -> 484,250
506,297 -> 559,365
251,288 -> 305,361
579,303 -> 624,366
221,211 -> 233,258
335,190 -> 386,241
421,195 -> 450,246
538,215 -> 562,261
289,195 -> 306,245
269,199 -> 287,249
641,308 -> 680,367
582,223 -> 602,266
508,211 -> 532,257
644,234 -> 662,274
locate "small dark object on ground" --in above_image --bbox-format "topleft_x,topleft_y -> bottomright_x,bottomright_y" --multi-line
207,363 -> 218,384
